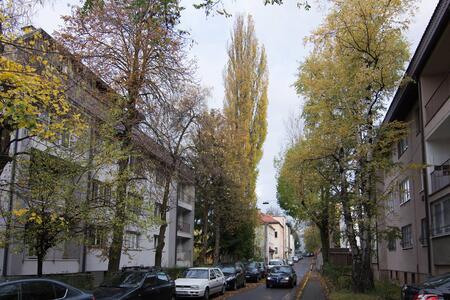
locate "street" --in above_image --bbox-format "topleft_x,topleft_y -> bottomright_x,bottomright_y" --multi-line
227,258 -> 311,300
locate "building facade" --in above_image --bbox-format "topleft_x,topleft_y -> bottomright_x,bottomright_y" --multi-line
377,0 -> 450,284
0,28 -> 195,276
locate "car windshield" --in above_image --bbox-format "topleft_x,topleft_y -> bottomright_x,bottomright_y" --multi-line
220,267 -> 235,274
270,266 -> 292,274
269,260 -> 283,265
101,271 -> 146,288
184,269 -> 208,279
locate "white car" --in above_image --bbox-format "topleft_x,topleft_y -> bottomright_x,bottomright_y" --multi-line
267,259 -> 284,269
175,267 -> 225,299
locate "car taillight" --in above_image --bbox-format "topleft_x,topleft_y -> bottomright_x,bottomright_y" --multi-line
417,294 -> 440,300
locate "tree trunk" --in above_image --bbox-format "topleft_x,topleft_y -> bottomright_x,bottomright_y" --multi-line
107,157 -> 129,273
0,128 -> 12,176
213,217 -> 220,265
37,254 -> 43,277
200,201 -> 209,264
318,224 -> 330,264
154,171 -> 173,267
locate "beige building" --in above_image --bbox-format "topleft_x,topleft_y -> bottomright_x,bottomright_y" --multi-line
377,0 -> 450,285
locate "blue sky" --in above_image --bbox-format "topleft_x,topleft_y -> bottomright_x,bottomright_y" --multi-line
33,0 -> 439,213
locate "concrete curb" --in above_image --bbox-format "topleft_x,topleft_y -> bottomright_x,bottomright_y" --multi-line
221,281 -> 264,299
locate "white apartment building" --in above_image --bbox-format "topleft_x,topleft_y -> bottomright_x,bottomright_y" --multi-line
0,28 -> 195,276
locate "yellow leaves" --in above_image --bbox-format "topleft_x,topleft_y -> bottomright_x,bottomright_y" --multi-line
13,208 -> 28,218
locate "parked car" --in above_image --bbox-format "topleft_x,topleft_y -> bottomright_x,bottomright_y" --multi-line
401,272 -> 450,300
293,256 -> 299,263
266,265 -> 297,288
0,278 -> 93,300
267,259 -> 284,270
175,267 -> 225,299
245,262 -> 261,282
255,262 -> 267,278
94,267 -> 175,300
287,259 -> 294,266
219,263 -> 245,290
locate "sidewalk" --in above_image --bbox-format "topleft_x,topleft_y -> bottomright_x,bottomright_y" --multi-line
300,272 -> 327,300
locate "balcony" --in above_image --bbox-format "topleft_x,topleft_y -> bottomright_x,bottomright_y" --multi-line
425,73 -> 450,124
177,222 -> 191,233
176,250 -> 192,267
431,158 -> 450,193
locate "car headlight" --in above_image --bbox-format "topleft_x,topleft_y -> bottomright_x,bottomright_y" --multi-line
191,285 -> 200,290
284,277 -> 290,280
266,276 -> 272,280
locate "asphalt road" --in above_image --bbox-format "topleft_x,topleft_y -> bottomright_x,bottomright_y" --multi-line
227,258 -> 312,300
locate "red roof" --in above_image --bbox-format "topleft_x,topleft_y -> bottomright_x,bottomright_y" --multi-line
260,213 -> 282,226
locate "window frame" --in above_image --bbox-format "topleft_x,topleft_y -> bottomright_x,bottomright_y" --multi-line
399,178 -> 412,205
124,231 -> 140,250
397,136 -> 409,158
401,224 -> 413,249
431,197 -> 450,237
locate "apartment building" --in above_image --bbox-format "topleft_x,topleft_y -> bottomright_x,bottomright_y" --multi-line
377,0 -> 450,284
255,213 -> 279,263
0,27 -> 195,276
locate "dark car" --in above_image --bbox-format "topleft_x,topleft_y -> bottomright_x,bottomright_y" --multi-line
255,262 -> 267,278
401,272 -> 450,300
219,264 -> 246,290
266,265 -> 297,289
94,267 -> 175,300
0,278 -> 93,300
245,262 -> 261,282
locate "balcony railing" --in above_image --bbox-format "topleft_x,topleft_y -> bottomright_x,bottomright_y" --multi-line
430,158 -> 450,193
177,222 -> 191,233
425,73 -> 450,124
177,250 -> 192,261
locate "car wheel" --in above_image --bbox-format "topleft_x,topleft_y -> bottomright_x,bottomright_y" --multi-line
266,283 -> 270,288
203,287 -> 209,300
171,294 -> 176,300
233,280 -> 237,290
242,279 -> 246,288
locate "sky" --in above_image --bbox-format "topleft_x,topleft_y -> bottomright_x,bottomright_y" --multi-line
33,0 -> 439,213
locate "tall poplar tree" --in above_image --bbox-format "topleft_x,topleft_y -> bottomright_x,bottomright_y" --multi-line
224,14 -> 268,206
223,14 -> 268,256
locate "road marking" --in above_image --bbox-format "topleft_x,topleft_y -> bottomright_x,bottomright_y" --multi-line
296,261 -> 314,300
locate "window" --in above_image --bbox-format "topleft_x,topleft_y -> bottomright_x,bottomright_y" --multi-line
157,273 -> 170,284
387,236 -> 396,251
87,227 -> 106,247
401,224 -> 413,249
92,180 -> 112,205
431,197 -> 450,236
387,192 -> 395,213
399,178 -> 411,205
124,231 -> 140,250
53,283 -> 68,298
420,218 -> 428,246
274,247 -> 278,254
274,231 -> 278,238
397,136 -> 408,158
21,281 -> 55,300
0,283 -> 19,300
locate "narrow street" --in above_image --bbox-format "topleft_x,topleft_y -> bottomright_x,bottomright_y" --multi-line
227,258 -> 312,300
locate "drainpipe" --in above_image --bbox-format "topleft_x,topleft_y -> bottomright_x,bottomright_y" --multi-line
264,224 -> 267,264
3,129 -> 20,277
418,82 -> 432,275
